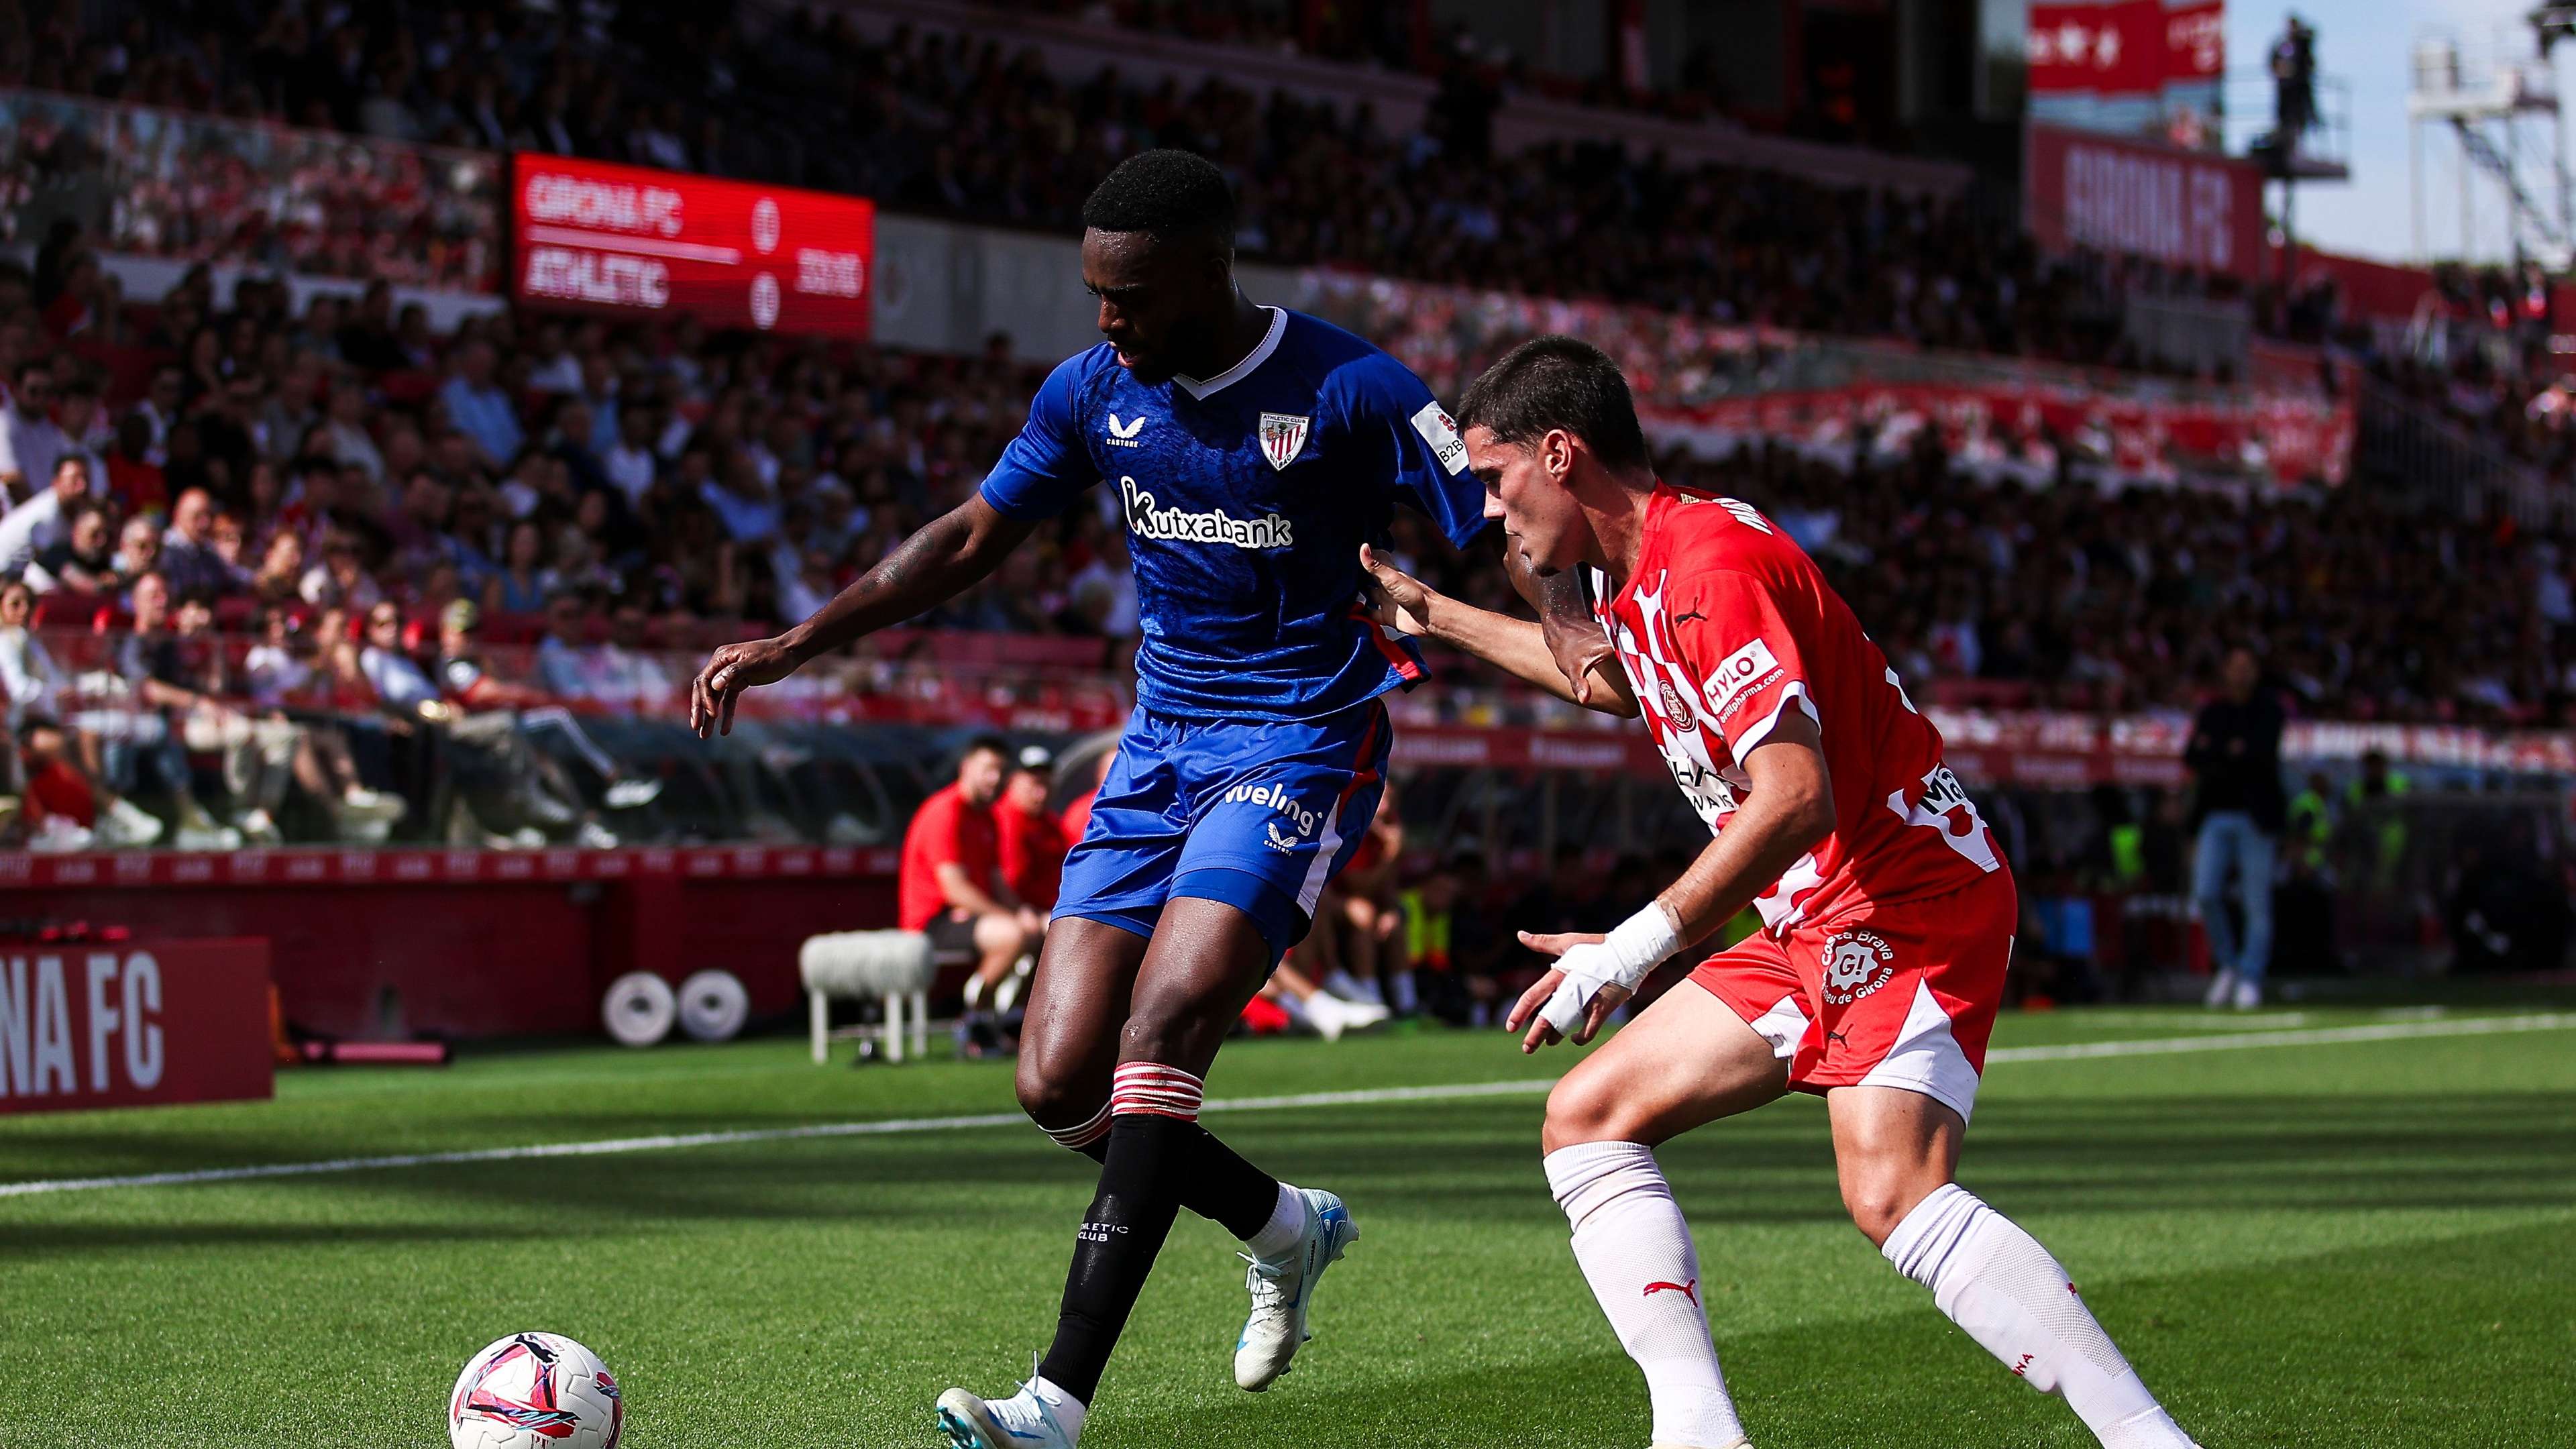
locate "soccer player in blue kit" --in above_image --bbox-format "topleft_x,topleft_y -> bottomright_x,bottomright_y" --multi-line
688,150 -> 1610,1448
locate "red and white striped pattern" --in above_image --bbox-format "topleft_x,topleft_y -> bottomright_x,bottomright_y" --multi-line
1109,1062 -> 1205,1122
1041,1099 -> 1113,1151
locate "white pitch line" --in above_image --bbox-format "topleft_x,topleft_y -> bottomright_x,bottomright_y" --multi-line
3,1014 -> 2570,1201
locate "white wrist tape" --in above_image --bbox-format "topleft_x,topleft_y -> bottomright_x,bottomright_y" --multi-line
1538,902 -> 1684,1034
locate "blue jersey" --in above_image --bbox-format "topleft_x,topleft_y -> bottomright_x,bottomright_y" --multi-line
978,307 -> 1489,720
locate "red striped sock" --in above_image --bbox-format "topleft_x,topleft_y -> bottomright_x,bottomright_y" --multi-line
1109,1062 -> 1205,1122
1041,1100 -> 1114,1152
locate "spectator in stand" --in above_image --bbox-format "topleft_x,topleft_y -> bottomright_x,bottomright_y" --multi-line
0,359 -> 69,501
435,599 -> 655,827
26,498 -> 119,596
0,455 -> 98,576
2184,647 -> 2286,1010
898,735 -> 1044,1020
315,374 -> 387,483
996,745 -> 1069,917
103,410 -> 168,513
111,513 -> 161,591
108,570 -> 239,847
566,599 -> 676,712
0,579 -> 167,849
439,338 -> 521,470
160,488 -> 243,598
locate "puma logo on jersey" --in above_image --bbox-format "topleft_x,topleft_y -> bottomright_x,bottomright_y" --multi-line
1106,414 -> 1146,447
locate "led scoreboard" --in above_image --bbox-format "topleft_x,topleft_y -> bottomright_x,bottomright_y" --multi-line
513,154 -> 873,337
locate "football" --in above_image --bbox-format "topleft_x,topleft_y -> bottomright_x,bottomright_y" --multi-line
448,1333 -> 625,1449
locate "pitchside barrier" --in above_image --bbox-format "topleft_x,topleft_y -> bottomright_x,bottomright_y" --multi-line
0,938 -> 272,1114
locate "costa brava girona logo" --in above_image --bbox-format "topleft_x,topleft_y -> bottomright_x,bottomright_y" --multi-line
1120,476 -> 1293,549
1105,413 -> 1146,448
1225,780 -> 1322,853
1819,928 -> 1898,1006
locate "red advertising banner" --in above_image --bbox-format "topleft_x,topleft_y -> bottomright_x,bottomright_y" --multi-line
2163,0 -> 2225,83
2027,1 -> 2163,96
0,939 -> 272,1114
513,154 -> 873,337
2025,123 -> 2263,280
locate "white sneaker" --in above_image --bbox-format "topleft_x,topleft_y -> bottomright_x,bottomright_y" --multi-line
174,822 -> 241,851
1234,1187 -> 1359,1391
29,816 -> 94,852
339,787 -> 407,824
2231,978 -> 2263,1010
576,820 -> 619,849
98,798 -> 164,848
235,808 -> 282,844
2202,967 -> 2238,1008
603,778 -> 663,810
935,1367 -> 1083,1449
1303,991 -> 1350,1042
1337,998 -> 1390,1033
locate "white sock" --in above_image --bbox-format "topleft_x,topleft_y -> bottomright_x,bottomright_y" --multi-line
1882,1184 -> 2192,1449
1243,1181 -> 1307,1259
1027,1373 -> 1087,1441
1546,1142 -> 1748,1449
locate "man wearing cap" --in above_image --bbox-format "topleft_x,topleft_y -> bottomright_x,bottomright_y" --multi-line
999,743 -> 1072,946
900,735 -> 1047,1020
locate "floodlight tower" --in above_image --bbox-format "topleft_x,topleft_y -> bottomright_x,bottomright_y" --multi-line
2407,13 -> 2572,268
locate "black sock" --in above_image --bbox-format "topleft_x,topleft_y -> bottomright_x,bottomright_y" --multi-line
1071,1123 -> 1277,1240
1037,1114 -> 1190,1405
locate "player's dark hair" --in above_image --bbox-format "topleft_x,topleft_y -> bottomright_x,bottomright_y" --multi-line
1081,149 -> 1236,243
961,733 -> 1012,763
1455,335 -> 1652,476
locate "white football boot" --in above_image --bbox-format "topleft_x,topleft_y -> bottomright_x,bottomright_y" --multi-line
935,1362 -> 1083,1449
1233,1187 -> 1360,1391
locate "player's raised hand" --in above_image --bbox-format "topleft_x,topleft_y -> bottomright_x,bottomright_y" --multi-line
1357,545 -> 1436,637
689,635 -> 800,738
1507,930 -> 1628,1053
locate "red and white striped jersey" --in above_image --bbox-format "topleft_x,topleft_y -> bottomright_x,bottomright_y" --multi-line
1587,485 -> 2004,934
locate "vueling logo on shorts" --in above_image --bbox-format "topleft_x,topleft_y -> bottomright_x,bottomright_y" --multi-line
1226,781 -> 1322,852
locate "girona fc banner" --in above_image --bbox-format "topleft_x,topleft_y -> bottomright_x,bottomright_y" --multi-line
0,938 -> 272,1114
2025,123 -> 2263,280
513,154 -> 873,338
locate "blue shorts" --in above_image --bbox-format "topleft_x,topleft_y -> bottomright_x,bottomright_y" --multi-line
1055,699 -> 1392,961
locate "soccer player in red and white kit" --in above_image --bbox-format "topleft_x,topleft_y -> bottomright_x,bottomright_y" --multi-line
1360,337 -> 2201,1449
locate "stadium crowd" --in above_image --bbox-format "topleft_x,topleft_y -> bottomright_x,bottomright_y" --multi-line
5,0 -> 2235,375
0,239 -> 2570,849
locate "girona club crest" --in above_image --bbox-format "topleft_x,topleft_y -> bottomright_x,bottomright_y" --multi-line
1656,676 -> 1698,731
1819,928 -> 1896,1006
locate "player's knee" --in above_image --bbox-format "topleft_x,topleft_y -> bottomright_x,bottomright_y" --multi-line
1542,1067 -> 1640,1154
1014,1052 -> 1096,1128
1837,1163 -> 1939,1247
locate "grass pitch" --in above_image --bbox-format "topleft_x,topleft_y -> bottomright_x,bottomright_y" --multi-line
3,1004 -> 2573,1448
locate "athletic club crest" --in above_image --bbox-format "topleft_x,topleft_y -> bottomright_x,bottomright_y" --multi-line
1819,928 -> 1897,1006
1258,413 -> 1310,471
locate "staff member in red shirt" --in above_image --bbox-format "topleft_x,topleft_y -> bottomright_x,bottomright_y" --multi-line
900,735 -> 1042,1012
998,745 -> 1070,915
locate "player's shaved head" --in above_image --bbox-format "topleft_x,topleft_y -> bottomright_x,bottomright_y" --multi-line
1081,149 -> 1236,245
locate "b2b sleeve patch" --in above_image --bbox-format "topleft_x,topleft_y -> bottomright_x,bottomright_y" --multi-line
1409,400 -> 1470,476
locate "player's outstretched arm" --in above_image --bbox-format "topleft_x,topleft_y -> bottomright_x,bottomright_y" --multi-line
689,494 -> 1038,737
1358,545 -> 1638,716
1507,711 -> 1835,1052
